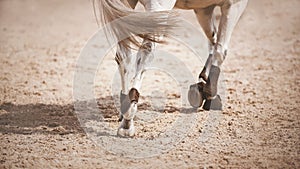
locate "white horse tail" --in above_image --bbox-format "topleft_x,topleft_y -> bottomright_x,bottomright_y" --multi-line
94,0 -> 179,49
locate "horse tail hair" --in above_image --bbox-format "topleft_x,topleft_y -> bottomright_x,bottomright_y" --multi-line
94,0 -> 179,49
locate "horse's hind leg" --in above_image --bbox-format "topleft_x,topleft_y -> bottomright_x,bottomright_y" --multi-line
113,0 -> 139,137
116,34 -> 156,138
117,39 -> 155,137
118,1 -> 177,137
115,42 -> 137,137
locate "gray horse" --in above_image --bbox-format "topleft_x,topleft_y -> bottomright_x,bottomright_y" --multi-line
95,0 -> 248,137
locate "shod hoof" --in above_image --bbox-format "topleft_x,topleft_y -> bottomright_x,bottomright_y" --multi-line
188,82 -> 205,108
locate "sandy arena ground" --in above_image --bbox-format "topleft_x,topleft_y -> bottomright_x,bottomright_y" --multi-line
0,0 -> 299,168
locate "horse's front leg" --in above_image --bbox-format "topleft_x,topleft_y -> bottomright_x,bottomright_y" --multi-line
189,5 -> 222,110
189,6 -> 217,108
202,0 -> 248,110
189,0 -> 248,110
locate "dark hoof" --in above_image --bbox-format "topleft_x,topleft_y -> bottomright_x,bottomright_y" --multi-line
203,95 -> 222,111
188,82 -> 204,108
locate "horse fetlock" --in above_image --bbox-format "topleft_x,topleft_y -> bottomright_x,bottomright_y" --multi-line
213,49 -> 226,66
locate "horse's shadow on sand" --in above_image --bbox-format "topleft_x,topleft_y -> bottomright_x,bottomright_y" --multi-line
0,96 -> 197,135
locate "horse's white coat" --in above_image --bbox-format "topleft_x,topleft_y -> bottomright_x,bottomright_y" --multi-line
99,0 -> 248,137
139,0 -> 177,11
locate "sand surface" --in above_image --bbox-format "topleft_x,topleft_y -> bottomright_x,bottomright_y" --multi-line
0,0 -> 299,168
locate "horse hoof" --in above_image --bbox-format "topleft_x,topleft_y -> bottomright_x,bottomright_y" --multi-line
117,127 -> 135,137
203,95 -> 222,111
188,83 -> 204,108
117,119 -> 135,137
